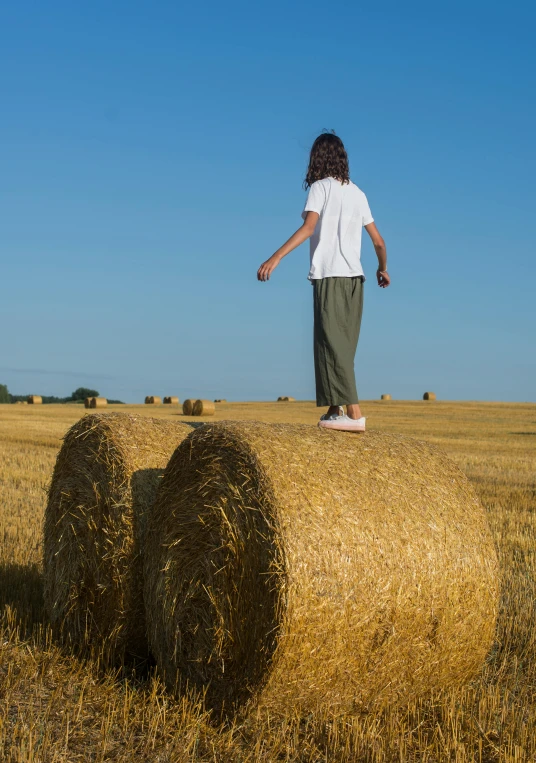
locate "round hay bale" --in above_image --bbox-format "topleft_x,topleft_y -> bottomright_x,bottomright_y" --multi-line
144,421 -> 499,717
89,397 -> 107,408
145,396 -> 162,405
381,394 -> 392,400
84,397 -> 92,409
163,396 -> 179,405
214,399 -> 227,403
277,396 -> 295,402
44,412 -> 193,662
182,399 -> 195,415
192,399 -> 215,416
14,400 -> 28,405
423,392 -> 437,401
27,395 -> 42,404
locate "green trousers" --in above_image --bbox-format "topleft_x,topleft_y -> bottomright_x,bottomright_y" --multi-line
313,276 -> 364,407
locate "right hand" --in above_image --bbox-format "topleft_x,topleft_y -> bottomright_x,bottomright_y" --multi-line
377,269 -> 391,288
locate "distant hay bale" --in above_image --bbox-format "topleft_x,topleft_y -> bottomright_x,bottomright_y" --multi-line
84,398 -> 91,409
145,396 -> 162,405
182,399 -> 195,415
89,397 -> 107,408
163,396 -> 179,405
192,399 -> 215,416
381,394 -> 392,400
423,392 -> 437,401
44,413 -> 192,663
27,395 -> 42,404
144,422 -> 499,717
214,399 -> 227,403
14,400 -> 28,405
277,396 -> 296,402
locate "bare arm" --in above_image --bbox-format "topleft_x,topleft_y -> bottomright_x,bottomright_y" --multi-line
257,212 -> 319,281
365,222 -> 390,288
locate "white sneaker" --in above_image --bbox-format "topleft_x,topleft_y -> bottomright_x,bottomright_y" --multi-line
318,414 -> 366,432
319,406 -> 344,422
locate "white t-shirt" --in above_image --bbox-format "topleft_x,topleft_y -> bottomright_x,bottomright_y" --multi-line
301,177 -> 374,280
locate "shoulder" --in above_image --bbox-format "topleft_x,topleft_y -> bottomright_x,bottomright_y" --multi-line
349,181 -> 367,198
308,178 -> 330,193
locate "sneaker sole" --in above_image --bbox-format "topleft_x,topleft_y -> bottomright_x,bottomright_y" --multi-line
318,420 -> 366,432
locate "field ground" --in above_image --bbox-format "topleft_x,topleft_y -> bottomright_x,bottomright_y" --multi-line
1,400 -> 536,761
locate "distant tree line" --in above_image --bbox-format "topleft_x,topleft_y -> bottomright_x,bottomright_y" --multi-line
0,384 -> 124,405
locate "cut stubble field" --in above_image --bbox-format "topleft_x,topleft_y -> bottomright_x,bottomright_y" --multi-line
1,400 -> 535,762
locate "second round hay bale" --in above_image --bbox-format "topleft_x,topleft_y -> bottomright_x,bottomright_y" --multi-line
145,396 -> 162,405
163,396 -> 179,405
192,399 -> 215,416
381,394 -> 392,400
182,399 -> 195,415
89,397 -> 107,408
144,421 -> 499,717
27,395 -> 42,404
44,412 -> 192,662
423,391 -> 437,401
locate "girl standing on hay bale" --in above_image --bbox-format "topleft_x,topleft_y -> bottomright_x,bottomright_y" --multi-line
257,131 -> 390,431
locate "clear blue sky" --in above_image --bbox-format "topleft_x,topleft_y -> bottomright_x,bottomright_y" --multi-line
1,1 -> 534,403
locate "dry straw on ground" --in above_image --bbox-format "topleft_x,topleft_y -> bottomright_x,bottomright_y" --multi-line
182,399 -> 195,415
423,392 -> 437,401
192,399 -> 215,416
44,412 -> 192,662
89,397 -> 107,408
163,396 -> 179,405
27,395 -> 42,404
381,394 -> 392,400
145,421 -> 499,718
145,396 -> 162,405
277,396 -> 296,402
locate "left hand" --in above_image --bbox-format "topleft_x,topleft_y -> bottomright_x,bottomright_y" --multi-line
257,254 -> 282,281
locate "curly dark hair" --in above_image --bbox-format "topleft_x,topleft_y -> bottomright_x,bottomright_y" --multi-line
304,131 -> 350,189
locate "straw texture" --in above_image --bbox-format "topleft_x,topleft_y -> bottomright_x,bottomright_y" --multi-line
381,394 -> 392,400
44,412 -> 192,662
27,395 -> 42,404
89,397 -> 107,408
145,396 -> 162,405
423,392 -> 437,401
192,399 -> 215,416
164,396 -> 179,405
144,421 -> 499,717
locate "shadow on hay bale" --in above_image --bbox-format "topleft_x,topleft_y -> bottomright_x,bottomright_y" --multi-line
144,421 -> 499,718
44,413 -> 192,664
